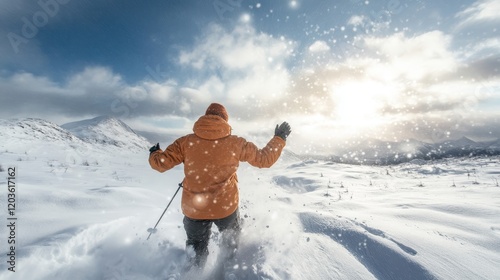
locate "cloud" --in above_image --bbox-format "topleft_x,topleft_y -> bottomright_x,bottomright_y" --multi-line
362,31 -> 458,81
308,41 -> 330,53
0,66 -> 195,123
0,19 -> 498,144
347,15 -> 367,27
0,22 -> 297,124
279,29 -> 500,144
456,0 -> 500,27
453,0 -> 500,53
179,24 -> 292,71
286,31 -> 462,115
178,23 -> 294,118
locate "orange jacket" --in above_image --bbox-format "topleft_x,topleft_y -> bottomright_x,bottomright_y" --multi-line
149,115 -> 286,219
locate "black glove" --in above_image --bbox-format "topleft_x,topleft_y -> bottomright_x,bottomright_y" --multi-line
149,143 -> 160,154
275,122 -> 291,140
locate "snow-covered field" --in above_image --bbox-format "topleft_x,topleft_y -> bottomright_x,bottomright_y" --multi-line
1,118 -> 499,280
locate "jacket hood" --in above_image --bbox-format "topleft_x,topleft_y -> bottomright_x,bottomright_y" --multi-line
193,115 -> 231,140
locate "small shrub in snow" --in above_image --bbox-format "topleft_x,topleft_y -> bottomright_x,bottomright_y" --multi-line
0,164 -> 4,172
82,160 -> 90,166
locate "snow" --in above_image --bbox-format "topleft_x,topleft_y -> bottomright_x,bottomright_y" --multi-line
1,118 -> 499,280
61,116 -> 149,152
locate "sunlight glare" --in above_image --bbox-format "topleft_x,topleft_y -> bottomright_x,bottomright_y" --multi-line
331,80 -> 386,126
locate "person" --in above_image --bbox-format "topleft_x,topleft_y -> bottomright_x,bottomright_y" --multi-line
148,103 -> 291,269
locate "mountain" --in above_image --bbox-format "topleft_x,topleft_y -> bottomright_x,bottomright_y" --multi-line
62,116 -> 150,152
320,137 -> 500,165
0,118 -> 88,157
428,137 -> 499,159
0,117 -> 150,171
485,138 -> 500,150
445,136 -> 478,147
321,138 -> 433,165
0,118 -> 83,143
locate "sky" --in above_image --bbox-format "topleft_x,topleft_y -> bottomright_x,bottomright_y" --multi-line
1,0 -> 499,152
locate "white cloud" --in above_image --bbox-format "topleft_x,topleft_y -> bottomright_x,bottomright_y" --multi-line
347,15 -> 367,27
308,40 -> 330,53
67,66 -> 123,90
179,24 -> 291,71
362,31 -> 457,81
461,38 -> 500,60
282,29 -> 500,143
0,66 -> 194,122
456,0 -> 500,27
177,23 -> 294,115
142,80 -> 177,102
1,21 -> 499,143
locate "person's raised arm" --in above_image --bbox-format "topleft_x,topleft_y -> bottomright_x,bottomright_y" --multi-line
240,121 -> 291,168
148,139 -> 184,172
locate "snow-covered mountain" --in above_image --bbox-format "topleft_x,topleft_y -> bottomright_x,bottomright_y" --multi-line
0,118 -> 84,145
485,138 -> 500,150
0,117 -> 151,180
0,118 -> 91,161
0,116 -> 150,155
322,137 -> 500,165
62,116 -> 151,152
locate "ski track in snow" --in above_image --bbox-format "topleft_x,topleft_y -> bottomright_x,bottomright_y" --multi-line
1,119 -> 500,279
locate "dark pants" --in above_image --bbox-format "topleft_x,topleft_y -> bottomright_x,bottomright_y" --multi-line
183,209 -> 241,268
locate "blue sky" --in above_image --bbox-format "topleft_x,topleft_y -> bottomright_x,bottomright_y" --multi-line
0,0 -> 499,149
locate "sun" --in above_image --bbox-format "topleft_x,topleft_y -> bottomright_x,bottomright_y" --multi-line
330,80 -> 388,127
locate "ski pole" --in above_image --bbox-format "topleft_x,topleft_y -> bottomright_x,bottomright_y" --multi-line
147,183 -> 183,240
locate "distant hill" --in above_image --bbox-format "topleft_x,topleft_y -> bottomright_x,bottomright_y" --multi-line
62,116 -> 150,152
0,118 -> 84,144
0,116 -> 150,156
322,137 -> 500,165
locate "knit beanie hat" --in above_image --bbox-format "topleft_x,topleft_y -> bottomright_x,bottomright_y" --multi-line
205,103 -> 229,122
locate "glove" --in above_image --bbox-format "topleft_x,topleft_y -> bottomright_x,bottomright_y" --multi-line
274,122 -> 291,140
149,143 -> 160,154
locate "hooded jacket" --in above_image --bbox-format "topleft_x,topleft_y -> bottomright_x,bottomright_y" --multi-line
149,115 -> 286,220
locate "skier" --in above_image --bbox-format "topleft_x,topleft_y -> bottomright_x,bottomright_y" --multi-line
148,103 -> 291,270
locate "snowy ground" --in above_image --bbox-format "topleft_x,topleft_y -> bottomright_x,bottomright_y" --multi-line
1,123 -> 500,279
